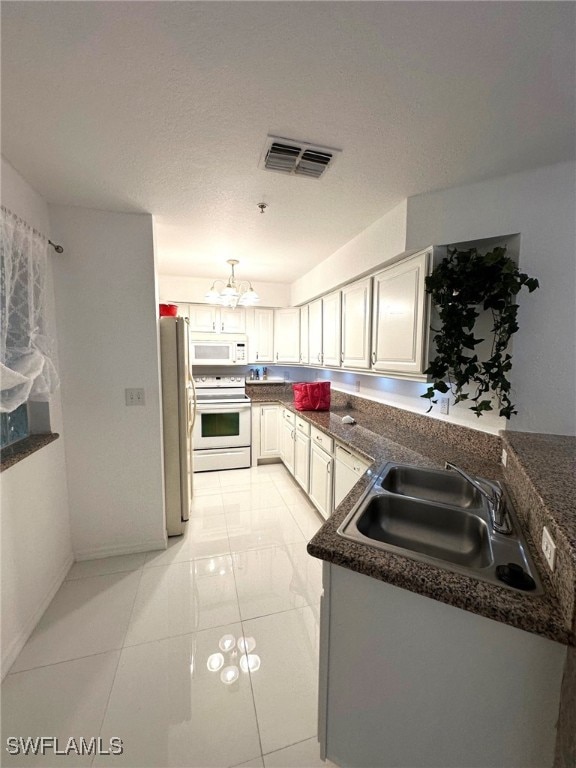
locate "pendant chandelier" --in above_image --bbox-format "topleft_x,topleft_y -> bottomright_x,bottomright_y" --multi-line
205,259 -> 260,309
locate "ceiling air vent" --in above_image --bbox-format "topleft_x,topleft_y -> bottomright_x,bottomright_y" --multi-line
265,142 -> 301,173
259,135 -> 341,179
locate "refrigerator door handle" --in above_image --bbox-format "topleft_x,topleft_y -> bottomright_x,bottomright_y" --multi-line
188,374 -> 197,432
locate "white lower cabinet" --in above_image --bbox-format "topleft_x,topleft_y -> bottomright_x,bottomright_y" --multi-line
320,563 -> 566,768
260,404 -> 280,458
251,403 -> 281,466
293,417 -> 311,492
279,408 -> 295,475
309,427 -> 334,519
276,413 -> 367,520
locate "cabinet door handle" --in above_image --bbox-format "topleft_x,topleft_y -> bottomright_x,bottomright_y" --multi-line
212,321 -> 215,330
327,463 -> 331,474
371,351 -> 376,365
221,322 -> 224,332
276,352 -> 279,360
256,352 -> 259,360
317,353 -> 321,362
340,352 -> 344,364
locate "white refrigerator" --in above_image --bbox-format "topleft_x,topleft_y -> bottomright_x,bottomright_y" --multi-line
159,316 -> 195,536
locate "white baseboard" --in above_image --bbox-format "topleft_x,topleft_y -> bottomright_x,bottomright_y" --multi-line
1,552 -> 74,680
73,536 -> 167,562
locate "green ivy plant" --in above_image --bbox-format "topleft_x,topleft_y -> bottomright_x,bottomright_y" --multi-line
421,246 -> 539,419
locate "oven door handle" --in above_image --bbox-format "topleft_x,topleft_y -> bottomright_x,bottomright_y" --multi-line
196,402 -> 252,412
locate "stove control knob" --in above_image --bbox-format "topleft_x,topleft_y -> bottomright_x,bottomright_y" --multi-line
201,376 -> 207,382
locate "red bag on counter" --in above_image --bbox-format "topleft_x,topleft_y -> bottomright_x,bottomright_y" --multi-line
293,382 -> 331,411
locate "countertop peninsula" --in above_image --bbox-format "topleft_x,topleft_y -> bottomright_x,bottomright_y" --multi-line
247,383 -> 575,646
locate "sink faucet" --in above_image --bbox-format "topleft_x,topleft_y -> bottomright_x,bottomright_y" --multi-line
444,462 -> 512,535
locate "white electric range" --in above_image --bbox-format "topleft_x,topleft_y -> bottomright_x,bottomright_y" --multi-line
192,375 -> 251,472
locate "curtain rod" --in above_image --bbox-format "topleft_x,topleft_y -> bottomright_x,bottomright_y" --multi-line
1,205 -> 64,253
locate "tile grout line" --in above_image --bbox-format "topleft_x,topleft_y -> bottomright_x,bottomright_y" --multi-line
229,515 -> 266,766
90,561 -> 147,765
261,735 -> 320,759
5,647 -> 125,678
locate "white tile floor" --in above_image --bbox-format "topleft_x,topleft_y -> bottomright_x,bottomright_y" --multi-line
2,465 -> 336,768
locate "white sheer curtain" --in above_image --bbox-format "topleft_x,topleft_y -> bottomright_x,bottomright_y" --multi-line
0,207 -> 59,413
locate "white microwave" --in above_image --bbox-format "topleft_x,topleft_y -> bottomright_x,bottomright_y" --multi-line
190,339 -> 248,366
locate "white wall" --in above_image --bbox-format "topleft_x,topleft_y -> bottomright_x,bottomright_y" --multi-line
406,161 -> 576,435
49,206 -> 166,559
0,158 -> 73,677
290,200 -> 407,305
158,274 -> 290,308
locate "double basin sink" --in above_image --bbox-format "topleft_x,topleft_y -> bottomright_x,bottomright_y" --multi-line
337,463 -> 542,593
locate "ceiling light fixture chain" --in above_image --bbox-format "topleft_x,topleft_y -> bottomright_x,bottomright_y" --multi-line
205,259 -> 260,310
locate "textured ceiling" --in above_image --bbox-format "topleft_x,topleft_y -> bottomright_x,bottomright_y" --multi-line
2,1 -> 574,283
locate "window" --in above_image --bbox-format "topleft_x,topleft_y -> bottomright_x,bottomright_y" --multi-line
1,206 -> 58,448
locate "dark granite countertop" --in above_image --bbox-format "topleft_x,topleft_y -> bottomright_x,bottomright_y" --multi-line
247,385 -> 574,646
0,433 -> 60,472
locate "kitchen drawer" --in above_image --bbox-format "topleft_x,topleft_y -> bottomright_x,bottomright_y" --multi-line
296,416 -> 311,436
335,443 -> 370,475
282,408 -> 296,426
311,426 -> 334,454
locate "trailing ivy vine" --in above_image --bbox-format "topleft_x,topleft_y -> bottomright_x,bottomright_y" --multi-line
422,246 -> 539,419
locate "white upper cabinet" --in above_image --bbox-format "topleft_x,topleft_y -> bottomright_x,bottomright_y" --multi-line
246,307 -> 274,363
188,304 -> 218,333
371,249 -> 431,376
299,305 -> 309,365
308,299 -> 323,366
188,304 -> 245,334
274,308 -> 300,363
219,307 -> 246,334
322,291 -> 342,368
341,277 -> 372,370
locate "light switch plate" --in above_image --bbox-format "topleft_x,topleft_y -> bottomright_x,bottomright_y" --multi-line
125,388 -> 145,406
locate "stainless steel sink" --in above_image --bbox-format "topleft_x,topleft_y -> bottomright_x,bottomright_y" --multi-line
379,465 -> 483,509
337,462 -> 543,593
356,495 -> 492,569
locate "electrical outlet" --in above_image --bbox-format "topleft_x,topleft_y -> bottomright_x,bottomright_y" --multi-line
125,388 -> 145,406
439,397 -> 450,415
501,449 -> 508,467
541,526 -> 556,571
354,380 -> 361,393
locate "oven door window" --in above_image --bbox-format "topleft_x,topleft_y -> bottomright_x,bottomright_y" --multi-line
200,411 -> 240,438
